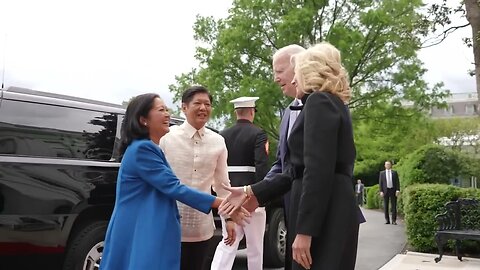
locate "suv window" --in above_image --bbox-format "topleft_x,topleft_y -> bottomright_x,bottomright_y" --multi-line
0,99 -> 117,160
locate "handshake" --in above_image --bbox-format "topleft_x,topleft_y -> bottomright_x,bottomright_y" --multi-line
219,184 -> 259,226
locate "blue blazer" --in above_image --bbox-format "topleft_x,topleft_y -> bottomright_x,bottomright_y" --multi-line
100,139 -> 215,270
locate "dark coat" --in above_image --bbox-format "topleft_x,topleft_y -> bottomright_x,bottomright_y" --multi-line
251,92 -> 360,270
220,119 -> 269,187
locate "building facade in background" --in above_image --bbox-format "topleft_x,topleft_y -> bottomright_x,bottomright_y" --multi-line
429,92 -> 478,118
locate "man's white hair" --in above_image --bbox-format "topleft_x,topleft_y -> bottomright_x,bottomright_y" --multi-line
272,44 -> 305,60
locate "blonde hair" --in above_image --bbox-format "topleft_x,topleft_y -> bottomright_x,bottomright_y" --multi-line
293,42 -> 351,102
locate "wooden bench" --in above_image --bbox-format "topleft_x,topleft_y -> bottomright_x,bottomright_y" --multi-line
434,198 -> 480,263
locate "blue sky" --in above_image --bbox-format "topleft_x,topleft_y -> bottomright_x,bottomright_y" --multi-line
0,0 -> 475,108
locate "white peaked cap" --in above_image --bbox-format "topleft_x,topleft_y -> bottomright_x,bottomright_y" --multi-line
230,96 -> 259,109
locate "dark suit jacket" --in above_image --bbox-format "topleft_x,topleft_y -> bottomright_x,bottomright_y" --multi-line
265,102 -> 292,179
355,183 -> 365,194
220,119 -> 269,187
264,101 -> 294,218
379,170 -> 400,194
252,92 -> 359,235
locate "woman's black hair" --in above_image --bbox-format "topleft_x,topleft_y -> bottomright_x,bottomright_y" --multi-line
119,93 -> 160,156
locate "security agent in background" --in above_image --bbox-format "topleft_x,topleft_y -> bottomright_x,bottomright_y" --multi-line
211,96 -> 269,270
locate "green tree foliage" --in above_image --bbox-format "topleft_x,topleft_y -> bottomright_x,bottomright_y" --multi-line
170,0 -> 449,157
432,117 -> 480,155
353,112 -> 436,185
355,117 -> 480,185
457,152 -> 480,180
396,144 -> 463,187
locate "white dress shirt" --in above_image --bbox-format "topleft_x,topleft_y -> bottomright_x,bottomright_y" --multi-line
287,98 -> 302,138
159,121 -> 231,242
386,170 -> 393,188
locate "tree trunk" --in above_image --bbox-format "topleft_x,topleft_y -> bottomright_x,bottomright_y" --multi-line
465,0 -> 480,114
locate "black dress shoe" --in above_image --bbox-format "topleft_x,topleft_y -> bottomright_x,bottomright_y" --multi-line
392,221 -> 397,225
385,221 -> 390,224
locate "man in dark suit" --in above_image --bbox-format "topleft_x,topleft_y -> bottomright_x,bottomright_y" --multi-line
269,45 -> 306,217
268,44 -> 306,186
379,160 -> 400,225
268,44 -> 305,270
355,179 -> 365,206
211,96 -> 269,270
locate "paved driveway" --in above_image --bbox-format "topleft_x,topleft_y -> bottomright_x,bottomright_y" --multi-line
232,208 -> 407,270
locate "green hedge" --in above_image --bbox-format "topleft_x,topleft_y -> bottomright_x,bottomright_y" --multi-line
366,184 -> 381,209
396,144 -> 462,188
403,184 -> 480,252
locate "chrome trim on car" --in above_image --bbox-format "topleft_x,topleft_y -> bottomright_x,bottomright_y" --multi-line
0,156 -> 120,167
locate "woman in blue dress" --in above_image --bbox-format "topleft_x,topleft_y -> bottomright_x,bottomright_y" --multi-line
100,93 -> 243,270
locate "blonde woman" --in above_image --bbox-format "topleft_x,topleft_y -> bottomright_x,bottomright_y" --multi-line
220,42 -> 360,270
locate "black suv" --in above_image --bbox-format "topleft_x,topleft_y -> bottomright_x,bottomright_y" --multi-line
0,87 -> 286,269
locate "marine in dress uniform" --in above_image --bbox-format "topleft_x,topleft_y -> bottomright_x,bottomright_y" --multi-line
211,97 -> 269,270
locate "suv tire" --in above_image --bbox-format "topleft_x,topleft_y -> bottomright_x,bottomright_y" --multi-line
263,208 -> 286,267
63,221 -> 108,270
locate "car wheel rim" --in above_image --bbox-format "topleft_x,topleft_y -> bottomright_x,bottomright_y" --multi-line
277,219 -> 287,257
83,241 -> 103,270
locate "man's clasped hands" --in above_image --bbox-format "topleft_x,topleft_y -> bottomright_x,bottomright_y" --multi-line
220,184 -> 314,270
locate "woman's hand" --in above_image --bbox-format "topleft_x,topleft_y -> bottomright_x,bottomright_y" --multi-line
292,234 -> 313,269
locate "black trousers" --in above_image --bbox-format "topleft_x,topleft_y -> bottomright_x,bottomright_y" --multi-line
356,193 -> 363,206
283,195 -> 292,270
383,188 -> 397,222
285,235 -> 292,270
181,239 -> 211,270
